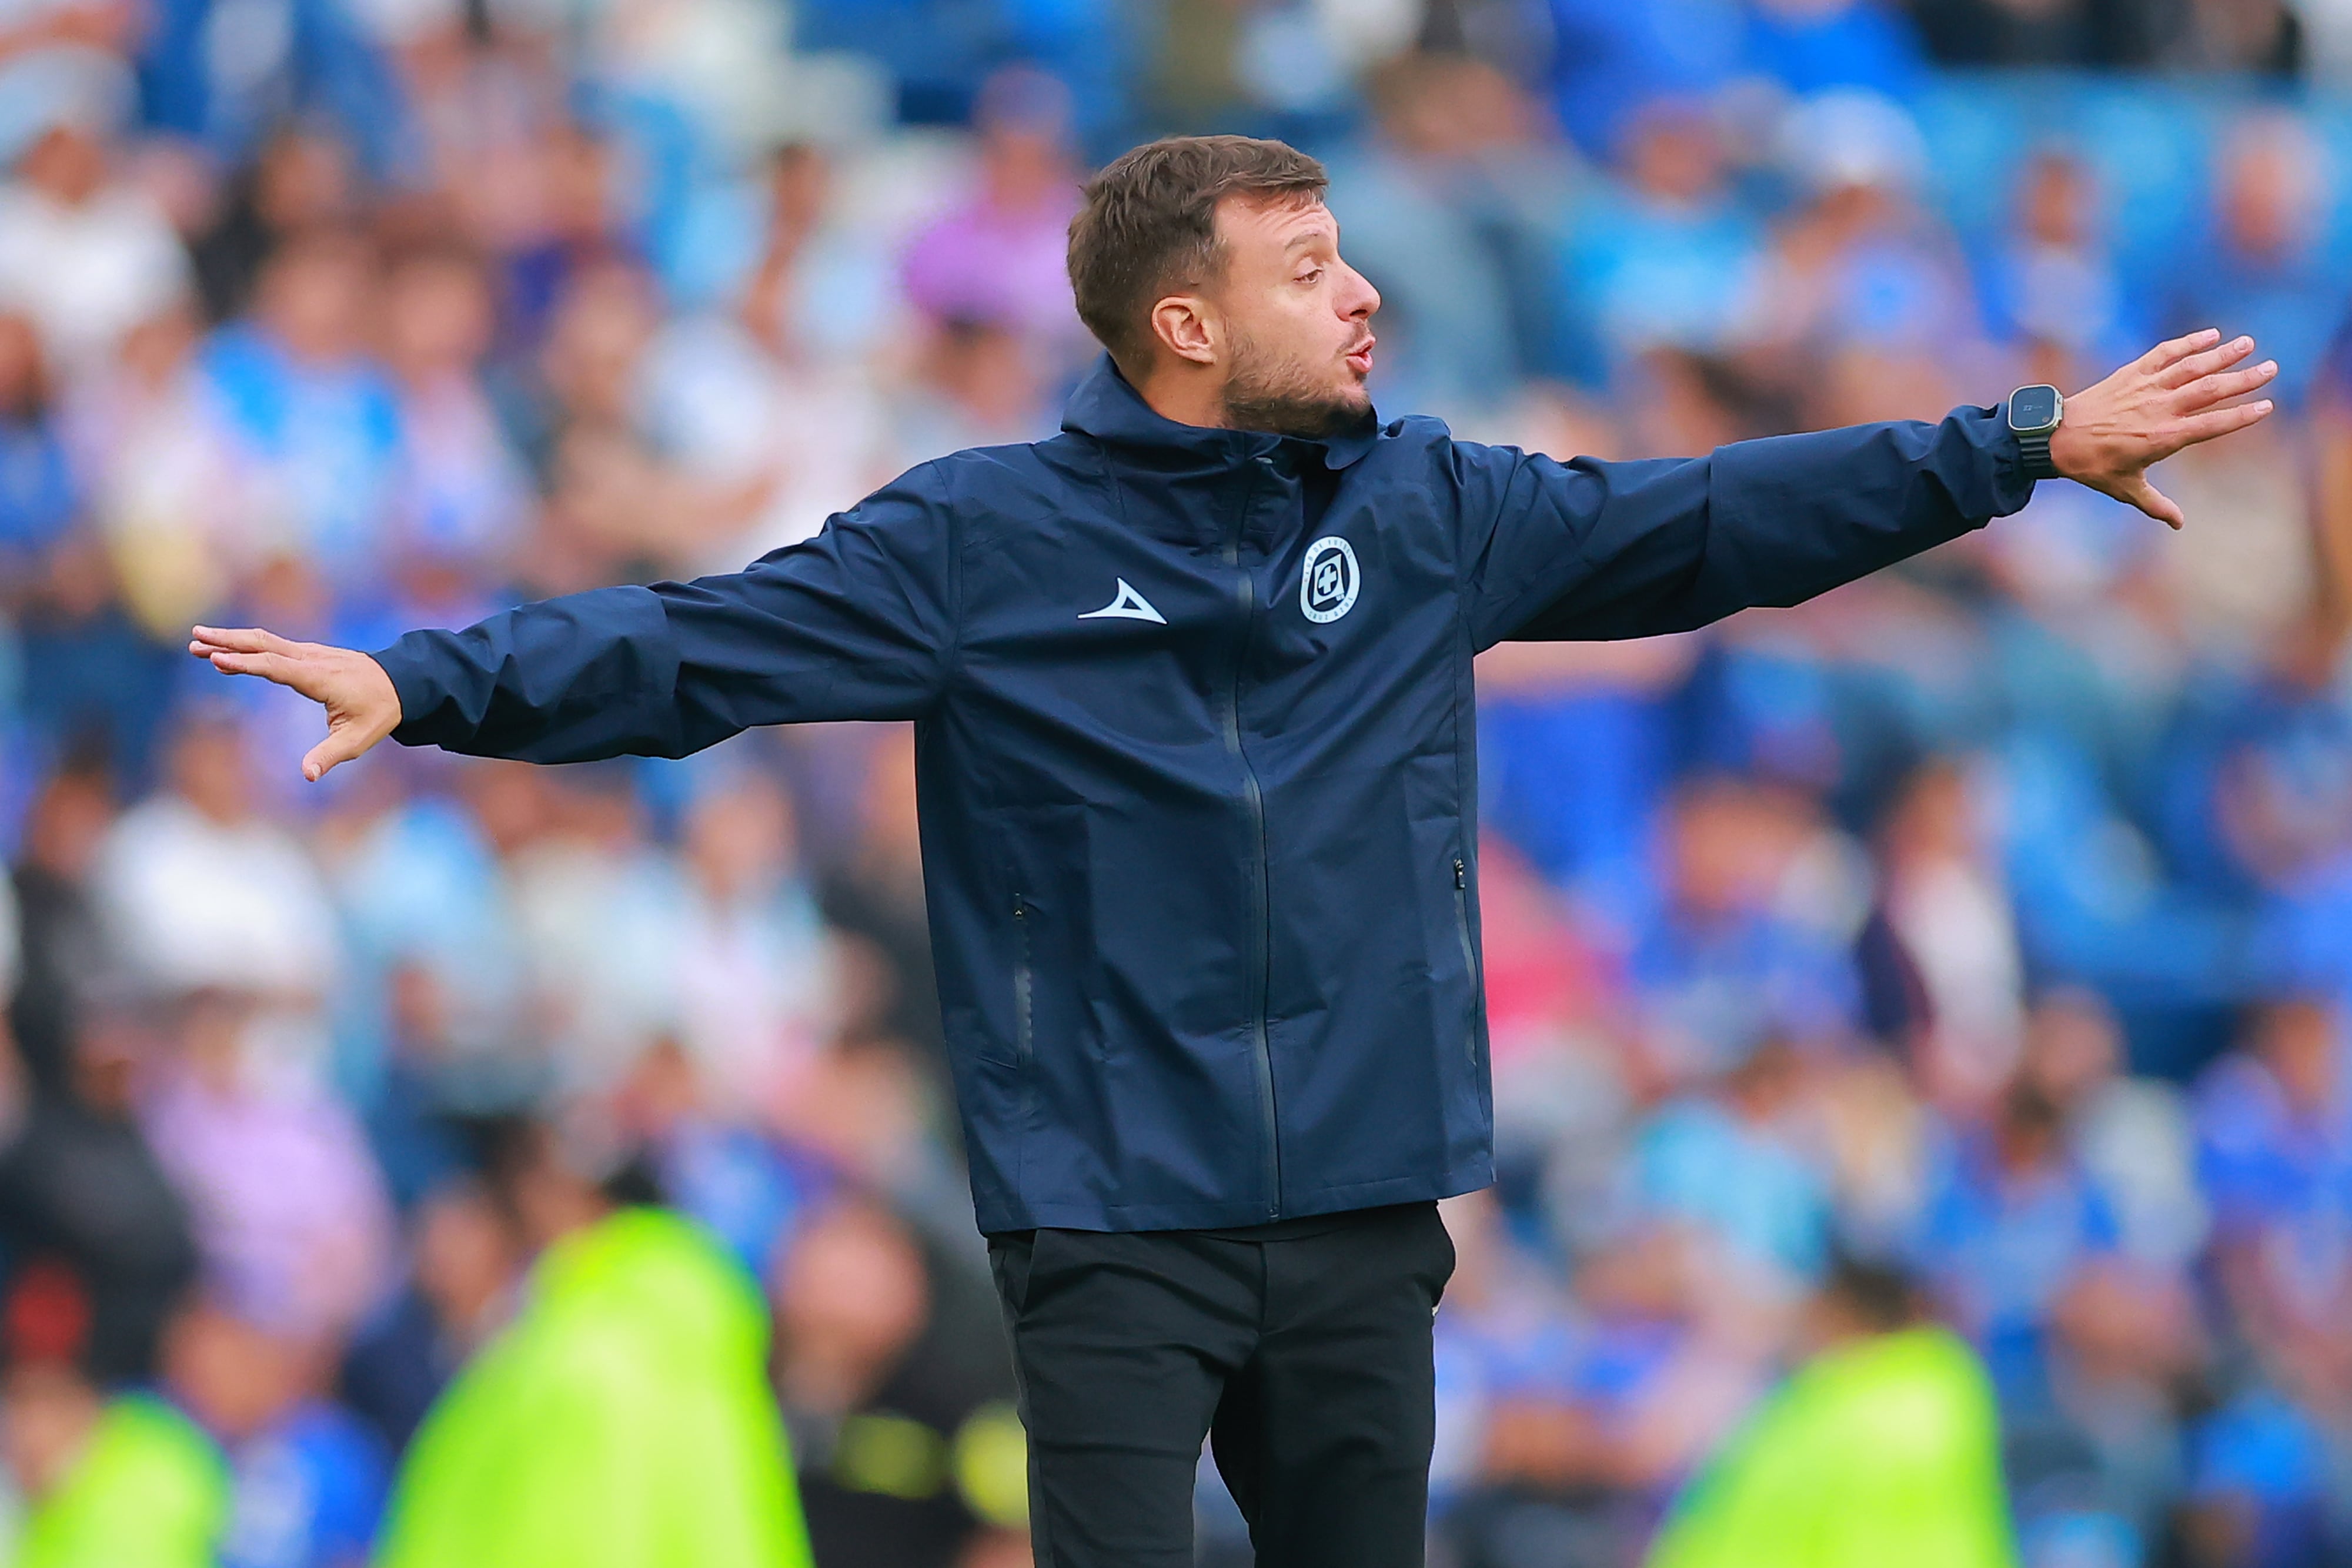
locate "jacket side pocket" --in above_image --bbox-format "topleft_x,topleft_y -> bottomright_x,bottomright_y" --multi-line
1452,857 -> 1481,1063
1012,892 -> 1035,1065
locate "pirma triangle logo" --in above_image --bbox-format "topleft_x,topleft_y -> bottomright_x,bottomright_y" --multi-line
1078,578 -> 1168,625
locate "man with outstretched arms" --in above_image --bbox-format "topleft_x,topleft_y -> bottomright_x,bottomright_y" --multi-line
196,136 -> 2274,1568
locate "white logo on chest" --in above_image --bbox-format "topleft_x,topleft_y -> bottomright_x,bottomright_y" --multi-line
1300,536 -> 1359,624
1078,578 -> 1167,624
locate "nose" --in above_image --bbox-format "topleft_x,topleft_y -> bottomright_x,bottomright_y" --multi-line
1340,260 -> 1379,322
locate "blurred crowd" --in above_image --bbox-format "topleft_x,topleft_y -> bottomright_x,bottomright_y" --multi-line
4,0 -> 2352,1566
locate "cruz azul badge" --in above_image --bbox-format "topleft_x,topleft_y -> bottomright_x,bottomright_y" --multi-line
1299,536 -> 1359,624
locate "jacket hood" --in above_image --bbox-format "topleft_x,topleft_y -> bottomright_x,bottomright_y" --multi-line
1060,354 -> 1379,471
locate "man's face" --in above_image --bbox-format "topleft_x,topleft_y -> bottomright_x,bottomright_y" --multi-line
1200,195 -> 1379,439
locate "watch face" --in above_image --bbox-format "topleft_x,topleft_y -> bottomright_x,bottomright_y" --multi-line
2010,385 -> 2060,432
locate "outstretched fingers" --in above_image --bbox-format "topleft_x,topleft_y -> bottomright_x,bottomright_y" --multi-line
2177,398 -> 2277,445
2176,359 -> 2278,412
2156,335 -> 2256,390
188,626 -> 323,691
2138,327 -> 2223,377
199,647 -> 295,681
189,626 -> 297,657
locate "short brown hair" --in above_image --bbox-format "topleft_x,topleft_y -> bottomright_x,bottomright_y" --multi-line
1067,135 -> 1328,372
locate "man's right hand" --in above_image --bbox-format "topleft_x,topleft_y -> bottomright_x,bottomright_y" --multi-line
189,627 -> 403,781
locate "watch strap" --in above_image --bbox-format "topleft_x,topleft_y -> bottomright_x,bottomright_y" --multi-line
2016,426 -> 2057,481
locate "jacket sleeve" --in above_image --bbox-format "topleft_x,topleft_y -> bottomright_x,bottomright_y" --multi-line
1454,406 -> 2036,650
370,464 -> 958,762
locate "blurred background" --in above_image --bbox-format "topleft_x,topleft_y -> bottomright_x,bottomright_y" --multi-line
3,0 -> 2352,1564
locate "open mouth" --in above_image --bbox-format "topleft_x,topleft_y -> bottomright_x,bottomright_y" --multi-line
1345,338 -> 1376,373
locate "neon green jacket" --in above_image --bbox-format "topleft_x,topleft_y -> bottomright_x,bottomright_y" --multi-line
376,1207 -> 813,1568
14,1395 -> 228,1568
1646,1326 -> 2018,1568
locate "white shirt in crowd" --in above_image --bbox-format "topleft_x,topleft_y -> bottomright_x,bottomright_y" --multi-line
94,794 -> 343,1002
0,174 -> 189,373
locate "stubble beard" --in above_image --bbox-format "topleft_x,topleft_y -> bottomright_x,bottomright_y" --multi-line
1218,331 -> 1374,442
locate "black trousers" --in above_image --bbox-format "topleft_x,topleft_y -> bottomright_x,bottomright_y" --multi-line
987,1202 -> 1456,1567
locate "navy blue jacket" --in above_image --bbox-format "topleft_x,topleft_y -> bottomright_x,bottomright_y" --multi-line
373,359 -> 2036,1233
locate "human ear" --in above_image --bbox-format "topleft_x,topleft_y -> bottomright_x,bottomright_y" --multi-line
1150,295 -> 1217,367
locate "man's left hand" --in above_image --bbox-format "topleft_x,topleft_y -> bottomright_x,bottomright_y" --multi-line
2052,329 -> 2277,529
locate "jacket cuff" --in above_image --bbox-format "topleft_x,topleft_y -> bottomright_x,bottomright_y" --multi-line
1972,403 -> 2039,518
369,636 -> 444,748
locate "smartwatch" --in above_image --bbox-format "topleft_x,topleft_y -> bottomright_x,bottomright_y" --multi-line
2007,384 -> 2064,481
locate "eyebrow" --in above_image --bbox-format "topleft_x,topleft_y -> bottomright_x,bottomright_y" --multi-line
1285,227 -> 1334,252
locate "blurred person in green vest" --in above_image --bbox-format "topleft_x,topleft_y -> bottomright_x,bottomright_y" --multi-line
0,1262 -> 229,1567
1646,1253 -> 2019,1568
375,1117 -> 813,1568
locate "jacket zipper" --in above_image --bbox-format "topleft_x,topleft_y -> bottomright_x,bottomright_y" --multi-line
1225,466 -> 1280,1220
1454,858 -> 1480,1063
1011,894 -> 1034,1063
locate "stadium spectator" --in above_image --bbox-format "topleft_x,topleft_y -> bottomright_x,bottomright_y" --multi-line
898,67 -> 1084,365
2016,989 -> 2206,1268
1563,99 -> 1765,381
499,761 -> 686,1093
160,1298 -> 389,1568
141,988 -> 396,1340
1916,1079 -> 2123,1402
0,1008 -> 198,1385
2,1356 -> 229,1567
773,1196 -> 1025,1568
185,127 -> 361,327
1978,148 -> 2142,367
2167,112 -> 2344,407
0,315 -> 79,578
0,115 -> 189,376
1645,1255 -> 2014,1568
93,709 -> 341,1025
377,244 -> 531,603
1862,759 -> 2026,1111
1742,91 -> 1989,425
60,298 -> 248,641
373,1119 -> 813,1568
338,1177 -> 522,1450
195,231 -> 402,597
1631,778 -> 1861,1082
657,768 -> 837,1113
638,145 -> 896,566
7,756 -> 120,1092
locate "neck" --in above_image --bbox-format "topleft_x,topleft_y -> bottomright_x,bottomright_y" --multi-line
1133,364 -> 1231,431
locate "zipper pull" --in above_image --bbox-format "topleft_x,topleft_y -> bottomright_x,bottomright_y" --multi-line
1013,895 -> 1027,918
1454,858 -> 1467,890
